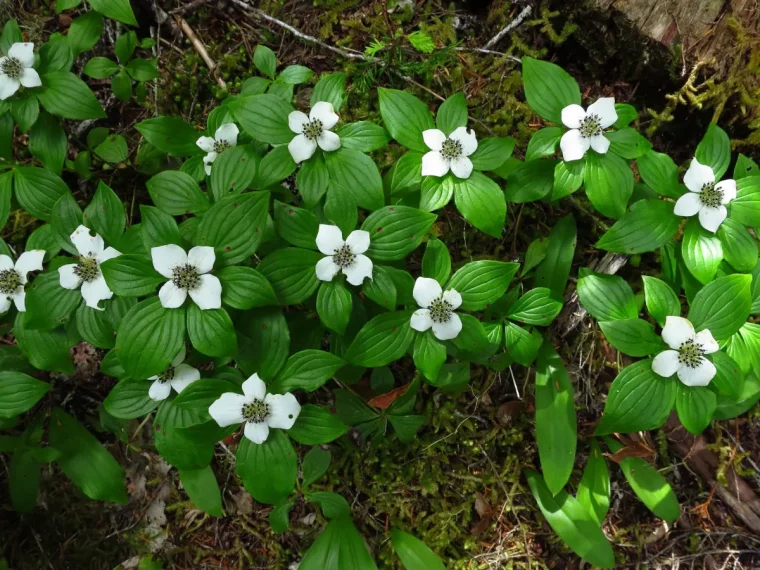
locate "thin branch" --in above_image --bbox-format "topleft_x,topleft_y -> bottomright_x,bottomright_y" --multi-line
175,16 -> 227,90
482,5 -> 532,50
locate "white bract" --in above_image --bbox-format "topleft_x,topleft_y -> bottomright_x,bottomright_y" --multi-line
559,97 -> 617,162
410,277 -> 463,341
147,346 -> 200,401
421,127 -> 478,179
651,316 -> 719,386
287,101 -> 340,163
209,373 -> 301,444
674,157 -> 736,233
59,225 -> 121,310
315,224 -> 373,286
196,123 -> 239,175
0,250 -> 45,313
0,43 -> 41,101
151,244 -> 222,310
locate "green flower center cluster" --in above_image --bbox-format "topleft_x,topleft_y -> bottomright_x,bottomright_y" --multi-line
303,119 -> 324,141
699,182 -> 723,208
332,244 -> 355,268
579,114 -> 603,138
678,338 -> 705,368
0,268 -> 21,295
440,138 -> 463,160
213,140 -> 231,153
242,399 -> 270,423
1,57 -> 23,80
172,264 -> 200,290
157,366 -> 176,383
428,297 -> 453,323
74,255 -> 100,283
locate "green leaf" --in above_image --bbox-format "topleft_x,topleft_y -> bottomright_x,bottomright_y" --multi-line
302,447 -> 331,487
269,350 -> 345,393
595,360 -> 677,435
140,205 -> 181,248
26,224 -> 61,261
344,310 -> 415,368
362,206 -> 436,261
115,297 -> 186,379
447,260 -> 519,311
236,430 -> 297,504
0,372 -> 50,418
135,116 -> 201,157
93,134 -> 128,164
711,351 -> 744,400
316,280 -> 352,334
13,166 -> 68,221
305,491 -> 350,519
256,145 -> 296,189
378,88 -> 434,152
14,313 -> 73,374
311,73 -> 345,111
413,331 -> 446,381
24,270 -> 81,330
419,176 -> 454,211
576,440 -> 610,524
179,466 -> 223,517
613,103 -> 638,128
172,379 -> 239,423
688,274 -> 751,341
596,199 -> 680,254
584,151 -> 634,219
718,217 -> 758,272
324,182 -> 358,235
38,72 -> 105,120
83,181 -> 125,244
110,69 -> 132,102
681,218 -> 723,284
28,111 -> 67,173
324,147 -> 384,211
525,127 -> 563,161
11,95 -> 39,133
147,170 -> 209,215
642,276 -> 680,327
187,305 -> 237,357
9,449 -> 40,512
0,20 -> 23,54
300,516 -> 378,570
83,56 -> 119,79
337,121 -> 390,152
253,45 -> 277,78
504,322 -> 543,366
68,12 -> 103,56
362,265 -> 397,310
524,469 -> 614,568
88,0 -> 137,25
636,151 -> 682,199
506,287 -> 562,325
606,128 -> 652,159
288,405 -> 348,445
576,269 -> 638,322
731,175 -> 760,227
104,379 -> 159,419
421,238 -> 451,285
256,247 -> 322,305
195,192 -> 269,265
599,318 -> 663,357
216,266 -> 277,310
453,171 -> 506,237
236,308 -> 289,380
272,201 -> 317,249
535,342 -> 577,495
391,529 -> 445,570
469,137 -> 515,172
521,57 -> 581,124
534,215 -> 576,301
734,154 -> 759,180
675,384 -> 716,435
505,159 -> 556,203
279,64 -> 313,84
210,146 -> 260,198
695,124 -> 731,180
100,255 -> 162,297
49,408 -> 127,503
296,153 -> 329,207
435,92 -> 467,135
231,94 -> 293,144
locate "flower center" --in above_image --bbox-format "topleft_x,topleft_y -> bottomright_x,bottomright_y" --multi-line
579,114 -> 603,138
1,57 -> 23,80
678,338 -> 705,368
699,182 -> 723,208
242,399 -> 270,423
157,366 -> 175,383
0,269 -> 21,295
332,244 -> 355,269
302,119 -> 324,141
213,140 -> 231,153
440,138 -> 463,160
73,255 -> 100,283
428,297 -> 453,324
172,264 -> 201,290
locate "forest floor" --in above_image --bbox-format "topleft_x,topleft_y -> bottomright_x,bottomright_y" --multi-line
2,0 -> 760,568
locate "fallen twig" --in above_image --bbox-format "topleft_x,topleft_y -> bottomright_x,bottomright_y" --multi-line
175,16 -> 227,90
483,5 -> 532,50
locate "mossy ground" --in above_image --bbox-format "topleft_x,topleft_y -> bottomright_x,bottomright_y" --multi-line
2,0 -> 760,568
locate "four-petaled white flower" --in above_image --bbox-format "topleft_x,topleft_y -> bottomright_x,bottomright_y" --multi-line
287,101 -> 340,163
651,316 -> 719,386
147,345 -> 201,401
421,127 -> 478,179
59,225 -> 121,310
315,224 -> 373,286
209,373 -> 301,444
196,123 -> 239,175
674,157 -> 736,233
410,277 -> 463,340
151,244 -> 222,310
559,97 -> 617,162
0,43 -> 42,101
0,250 -> 45,313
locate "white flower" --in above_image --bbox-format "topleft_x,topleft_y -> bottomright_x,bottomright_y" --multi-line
0,43 -> 42,101
147,345 -> 201,401
651,316 -> 719,387
674,157 -> 736,233
151,244 -> 222,310
410,277 -> 463,341
315,224 -> 373,286
559,97 -> 617,162
287,101 -> 340,163
209,373 -> 301,444
421,127 -> 478,179
196,123 -> 239,175
0,250 -> 45,313
59,225 -> 121,310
